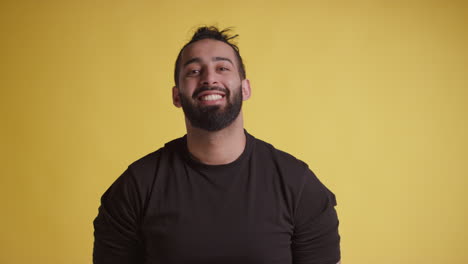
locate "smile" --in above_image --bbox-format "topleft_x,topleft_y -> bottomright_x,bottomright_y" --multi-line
200,94 -> 223,101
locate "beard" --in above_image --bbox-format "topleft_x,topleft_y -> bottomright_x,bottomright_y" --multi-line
179,85 -> 243,132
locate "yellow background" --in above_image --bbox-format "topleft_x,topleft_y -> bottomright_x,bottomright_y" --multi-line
1,0 -> 467,263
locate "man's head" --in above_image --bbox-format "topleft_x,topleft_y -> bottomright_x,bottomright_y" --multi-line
172,26 -> 251,132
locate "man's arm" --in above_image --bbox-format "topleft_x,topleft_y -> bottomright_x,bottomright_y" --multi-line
93,169 -> 144,264
291,169 -> 341,264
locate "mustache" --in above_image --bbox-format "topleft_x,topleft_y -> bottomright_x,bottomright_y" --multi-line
192,86 -> 230,99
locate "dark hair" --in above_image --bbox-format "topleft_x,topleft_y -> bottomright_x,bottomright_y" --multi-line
174,26 -> 246,86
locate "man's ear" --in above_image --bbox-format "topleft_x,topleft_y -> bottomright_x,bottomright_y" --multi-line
172,86 -> 182,108
241,79 -> 251,101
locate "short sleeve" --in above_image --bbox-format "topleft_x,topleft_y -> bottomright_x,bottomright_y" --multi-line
93,168 -> 144,264
291,169 -> 341,264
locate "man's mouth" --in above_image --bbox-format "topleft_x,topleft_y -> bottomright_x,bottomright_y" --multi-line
193,86 -> 228,102
199,94 -> 224,101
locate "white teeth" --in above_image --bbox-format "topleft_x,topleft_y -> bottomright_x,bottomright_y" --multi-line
201,94 -> 222,101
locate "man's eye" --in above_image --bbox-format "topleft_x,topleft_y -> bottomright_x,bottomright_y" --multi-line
187,69 -> 200,76
219,67 -> 230,71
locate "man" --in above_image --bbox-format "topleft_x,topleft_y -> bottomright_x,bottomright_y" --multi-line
94,26 -> 341,264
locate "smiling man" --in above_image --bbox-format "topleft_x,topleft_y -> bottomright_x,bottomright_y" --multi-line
93,26 -> 341,264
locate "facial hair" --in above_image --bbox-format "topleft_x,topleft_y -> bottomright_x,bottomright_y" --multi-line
179,85 -> 243,132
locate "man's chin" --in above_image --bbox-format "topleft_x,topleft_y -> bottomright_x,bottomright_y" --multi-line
199,104 -> 221,112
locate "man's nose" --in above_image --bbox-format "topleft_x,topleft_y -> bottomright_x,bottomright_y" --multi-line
200,68 -> 218,86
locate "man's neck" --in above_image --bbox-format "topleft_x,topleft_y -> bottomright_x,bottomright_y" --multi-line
185,115 -> 246,165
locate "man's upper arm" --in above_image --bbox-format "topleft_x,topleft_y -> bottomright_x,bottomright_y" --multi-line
291,169 -> 341,264
93,168 -> 144,264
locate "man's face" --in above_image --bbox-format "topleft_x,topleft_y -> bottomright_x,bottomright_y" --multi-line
173,39 -> 249,131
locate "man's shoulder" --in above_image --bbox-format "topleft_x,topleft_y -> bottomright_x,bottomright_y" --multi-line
250,134 -> 324,200
251,134 -> 309,170
250,135 -> 313,189
127,136 -> 185,174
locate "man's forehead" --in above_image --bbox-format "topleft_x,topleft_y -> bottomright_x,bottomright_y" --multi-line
181,39 -> 237,63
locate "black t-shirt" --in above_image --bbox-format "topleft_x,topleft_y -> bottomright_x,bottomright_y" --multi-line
94,132 -> 340,264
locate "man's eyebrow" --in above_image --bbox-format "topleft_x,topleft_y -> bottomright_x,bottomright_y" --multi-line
183,57 -> 234,67
213,57 -> 233,65
183,57 -> 202,67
